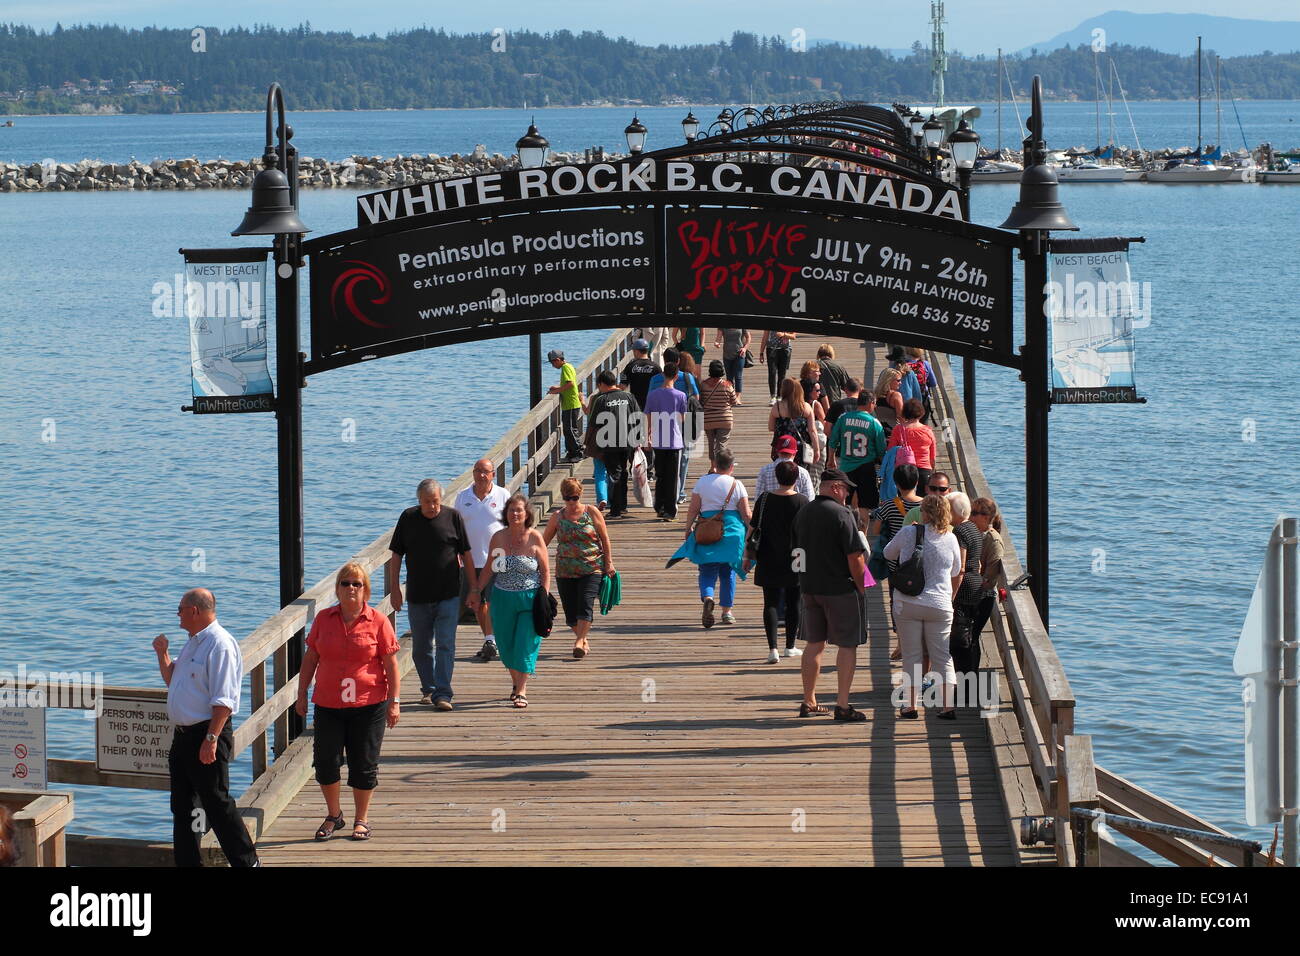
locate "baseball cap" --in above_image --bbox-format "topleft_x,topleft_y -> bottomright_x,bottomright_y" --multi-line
632,338 -> 650,351
820,467 -> 856,488
774,435 -> 799,456
547,349 -> 565,362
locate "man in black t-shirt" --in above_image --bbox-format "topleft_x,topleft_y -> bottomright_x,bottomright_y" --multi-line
826,377 -> 862,430
790,469 -> 868,722
620,338 -> 660,478
586,370 -> 644,518
387,479 -> 477,710
620,338 -> 660,413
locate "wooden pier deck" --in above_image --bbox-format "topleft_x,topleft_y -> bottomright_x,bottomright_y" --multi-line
255,336 -> 1018,866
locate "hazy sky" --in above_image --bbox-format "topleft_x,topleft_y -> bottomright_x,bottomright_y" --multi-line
2,1 -> 1298,52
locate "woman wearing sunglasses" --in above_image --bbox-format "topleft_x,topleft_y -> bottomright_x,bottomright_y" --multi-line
543,477 -> 615,660
295,562 -> 400,842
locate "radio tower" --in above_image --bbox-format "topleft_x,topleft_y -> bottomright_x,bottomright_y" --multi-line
930,0 -> 948,107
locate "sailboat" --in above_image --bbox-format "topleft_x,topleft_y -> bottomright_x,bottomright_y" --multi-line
970,48 -> 1024,183
1148,37 -> 1233,183
1056,51 -> 1127,182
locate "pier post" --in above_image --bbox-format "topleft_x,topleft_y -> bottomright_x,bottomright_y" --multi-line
529,332 -> 542,408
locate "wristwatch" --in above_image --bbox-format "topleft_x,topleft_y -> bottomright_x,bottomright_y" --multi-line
204,733 -> 217,743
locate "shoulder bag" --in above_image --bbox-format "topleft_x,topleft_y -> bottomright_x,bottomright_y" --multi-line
888,524 -> 927,597
745,491 -> 769,558
694,478 -> 738,546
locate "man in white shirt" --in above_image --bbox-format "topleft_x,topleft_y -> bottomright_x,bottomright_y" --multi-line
455,458 -> 510,662
153,588 -> 259,867
755,435 -> 816,501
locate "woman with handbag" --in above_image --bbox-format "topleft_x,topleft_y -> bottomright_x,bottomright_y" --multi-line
543,477 -> 615,660
886,398 -> 937,491
883,494 -> 964,719
479,494 -> 551,708
713,328 -> 751,402
671,447 -> 751,629
742,459 -> 808,663
768,377 -> 821,470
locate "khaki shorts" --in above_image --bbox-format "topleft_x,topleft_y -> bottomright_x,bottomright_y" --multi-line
800,590 -> 866,647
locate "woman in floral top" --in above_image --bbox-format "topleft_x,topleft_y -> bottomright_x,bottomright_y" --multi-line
543,477 -> 615,659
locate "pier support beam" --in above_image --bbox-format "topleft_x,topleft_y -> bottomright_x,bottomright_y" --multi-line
529,332 -> 542,409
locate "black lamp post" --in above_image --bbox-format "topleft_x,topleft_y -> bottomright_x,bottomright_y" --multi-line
624,115 -> 647,155
999,76 -> 1078,625
947,118 -> 981,441
717,108 -> 734,134
516,120 -> 550,168
907,110 -> 925,154
922,113 -> 945,173
231,82 -> 310,744
681,111 -> 699,143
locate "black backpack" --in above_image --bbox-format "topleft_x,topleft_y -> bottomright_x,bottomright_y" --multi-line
888,525 -> 927,597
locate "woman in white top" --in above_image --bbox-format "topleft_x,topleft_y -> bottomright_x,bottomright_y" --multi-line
883,493 -> 964,719
673,447 -> 752,628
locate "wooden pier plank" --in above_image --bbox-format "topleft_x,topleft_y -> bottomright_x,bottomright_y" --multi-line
256,336 -> 1017,866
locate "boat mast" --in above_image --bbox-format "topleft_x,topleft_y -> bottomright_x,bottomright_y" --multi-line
1216,54 -> 1222,152
1094,50 -> 1102,151
997,47 -> 1002,152
1196,35 -> 1202,154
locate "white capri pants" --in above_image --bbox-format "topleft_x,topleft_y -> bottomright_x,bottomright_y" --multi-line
895,600 -> 957,691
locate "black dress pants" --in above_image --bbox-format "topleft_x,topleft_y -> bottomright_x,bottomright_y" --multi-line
653,449 -> 681,517
169,722 -> 258,867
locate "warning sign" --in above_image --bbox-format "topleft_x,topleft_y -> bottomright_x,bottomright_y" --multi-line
0,706 -> 47,791
96,697 -> 172,777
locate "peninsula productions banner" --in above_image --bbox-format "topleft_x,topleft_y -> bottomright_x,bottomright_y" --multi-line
181,248 -> 275,413
1046,238 -> 1146,404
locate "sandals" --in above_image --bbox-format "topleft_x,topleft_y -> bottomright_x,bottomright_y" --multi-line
834,705 -> 867,722
513,695 -> 529,708
573,640 -> 588,659
315,812 -> 346,841
898,707 -> 919,720
351,820 -> 372,841
798,701 -> 831,718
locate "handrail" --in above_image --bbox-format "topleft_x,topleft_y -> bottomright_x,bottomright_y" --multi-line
1071,808 -> 1263,867
925,349 -> 1080,865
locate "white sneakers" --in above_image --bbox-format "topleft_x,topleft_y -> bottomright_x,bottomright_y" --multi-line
766,649 -> 781,663
782,647 -> 803,658
769,397 -> 778,406
720,611 -> 736,625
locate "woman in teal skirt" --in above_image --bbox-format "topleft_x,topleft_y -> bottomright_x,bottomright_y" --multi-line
479,493 -> 551,708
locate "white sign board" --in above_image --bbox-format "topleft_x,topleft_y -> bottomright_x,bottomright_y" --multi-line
0,706 -> 48,791
96,697 -> 172,777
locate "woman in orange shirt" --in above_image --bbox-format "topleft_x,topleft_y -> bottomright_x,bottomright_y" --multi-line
295,562 -> 400,842
886,398 -> 938,490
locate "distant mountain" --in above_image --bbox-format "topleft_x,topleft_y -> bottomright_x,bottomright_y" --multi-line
1024,11 -> 1300,57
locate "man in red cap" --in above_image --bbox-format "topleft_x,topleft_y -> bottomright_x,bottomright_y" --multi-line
755,434 -> 816,501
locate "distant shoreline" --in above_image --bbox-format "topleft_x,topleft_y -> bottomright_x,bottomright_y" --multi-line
5,98 -> 1300,121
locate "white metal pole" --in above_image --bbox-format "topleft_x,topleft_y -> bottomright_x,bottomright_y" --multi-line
1283,516 -> 1297,866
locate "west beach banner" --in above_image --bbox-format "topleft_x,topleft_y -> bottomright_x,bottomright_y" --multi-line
181,248 -> 275,413
1047,238 -> 1146,405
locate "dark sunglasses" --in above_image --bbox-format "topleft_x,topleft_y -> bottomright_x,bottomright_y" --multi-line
563,495 -> 581,502
928,485 -> 949,493
339,580 -> 365,588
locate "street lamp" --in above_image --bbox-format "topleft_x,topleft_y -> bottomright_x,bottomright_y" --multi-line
230,81 -> 310,742
907,110 -> 925,150
948,119 -> 980,218
923,113 -> 945,171
516,120 -> 550,168
624,114 -> 647,155
681,111 -> 699,142
999,75 -> 1077,626
717,108 -> 734,134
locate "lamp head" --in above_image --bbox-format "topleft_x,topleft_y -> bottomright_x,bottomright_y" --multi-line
516,121 -> 550,169
231,165 -> 309,236
681,111 -> 700,142
948,120 -> 980,170
922,114 -> 945,150
624,115 -> 647,155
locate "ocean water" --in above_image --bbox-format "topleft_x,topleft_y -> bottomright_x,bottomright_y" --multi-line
2,105 -> 1299,853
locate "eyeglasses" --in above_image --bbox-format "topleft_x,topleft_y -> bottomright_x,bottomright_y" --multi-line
563,495 -> 581,502
339,581 -> 365,588
928,485 -> 949,493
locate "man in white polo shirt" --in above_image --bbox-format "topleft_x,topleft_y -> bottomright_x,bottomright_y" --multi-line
455,458 -> 510,662
153,587 -> 259,867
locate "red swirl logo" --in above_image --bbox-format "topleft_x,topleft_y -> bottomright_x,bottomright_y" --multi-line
331,260 -> 392,328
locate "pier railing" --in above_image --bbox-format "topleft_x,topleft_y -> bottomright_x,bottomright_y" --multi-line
928,351 -> 1272,867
